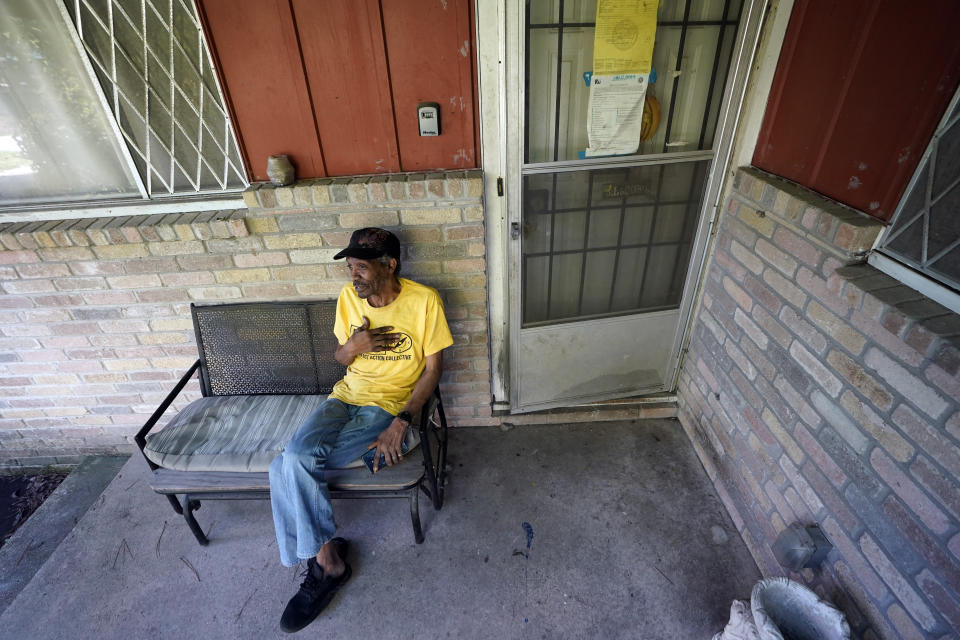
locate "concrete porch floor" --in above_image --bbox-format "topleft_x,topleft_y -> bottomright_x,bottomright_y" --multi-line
0,419 -> 761,640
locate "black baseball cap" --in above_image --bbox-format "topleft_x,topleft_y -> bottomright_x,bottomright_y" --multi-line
333,227 -> 401,261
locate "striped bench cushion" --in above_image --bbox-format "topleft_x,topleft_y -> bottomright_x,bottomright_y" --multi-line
143,395 -> 418,473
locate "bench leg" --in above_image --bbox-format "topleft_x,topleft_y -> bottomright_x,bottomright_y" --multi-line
181,495 -> 209,546
166,493 -> 183,515
409,488 -> 424,544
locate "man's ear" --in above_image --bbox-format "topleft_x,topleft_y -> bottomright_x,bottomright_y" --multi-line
388,257 -> 398,274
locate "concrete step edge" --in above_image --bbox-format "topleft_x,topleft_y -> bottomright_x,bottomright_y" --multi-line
0,455 -> 128,617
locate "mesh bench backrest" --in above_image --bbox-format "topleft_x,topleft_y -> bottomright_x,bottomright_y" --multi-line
192,300 -> 346,396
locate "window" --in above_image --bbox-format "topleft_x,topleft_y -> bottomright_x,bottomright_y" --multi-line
0,0 -> 246,210
872,85 -> 960,313
0,2 -> 142,205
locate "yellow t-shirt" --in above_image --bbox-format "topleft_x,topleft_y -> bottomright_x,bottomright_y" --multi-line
329,278 -> 454,415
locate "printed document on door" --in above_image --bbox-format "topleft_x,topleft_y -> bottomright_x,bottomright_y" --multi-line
585,0 -> 659,157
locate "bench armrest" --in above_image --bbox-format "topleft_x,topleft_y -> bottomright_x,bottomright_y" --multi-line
135,359 -> 202,470
415,386 -> 448,510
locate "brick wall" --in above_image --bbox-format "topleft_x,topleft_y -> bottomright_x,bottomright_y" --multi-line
678,167 -> 960,639
0,170 -> 496,471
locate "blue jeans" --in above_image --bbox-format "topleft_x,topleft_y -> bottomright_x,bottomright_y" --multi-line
269,398 -> 394,567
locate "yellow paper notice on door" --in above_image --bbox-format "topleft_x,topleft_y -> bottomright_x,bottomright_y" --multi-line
585,0 -> 659,157
594,0 -> 659,75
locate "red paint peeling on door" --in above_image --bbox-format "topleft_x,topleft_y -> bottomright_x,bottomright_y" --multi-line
753,0 -> 960,222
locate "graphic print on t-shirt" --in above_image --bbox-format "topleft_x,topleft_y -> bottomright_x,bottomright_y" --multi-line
330,278 -> 453,414
349,324 -> 413,360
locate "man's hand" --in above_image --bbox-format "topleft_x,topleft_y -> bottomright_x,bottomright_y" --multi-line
335,316 -> 400,365
350,316 -> 400,353
367,417 -> 408,473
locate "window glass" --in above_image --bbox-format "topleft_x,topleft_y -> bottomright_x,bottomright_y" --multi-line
0,2 -> 141,205
521,160 -> 709,325
525,0 -> 742,162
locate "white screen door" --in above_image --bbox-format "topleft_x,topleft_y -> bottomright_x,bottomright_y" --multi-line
509,0 -> 752,411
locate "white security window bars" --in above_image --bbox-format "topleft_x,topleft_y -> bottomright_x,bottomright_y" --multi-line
876,85 -> 960,297
63,0 -> 247,198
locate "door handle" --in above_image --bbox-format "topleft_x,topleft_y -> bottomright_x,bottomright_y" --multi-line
511,222 -> 521,239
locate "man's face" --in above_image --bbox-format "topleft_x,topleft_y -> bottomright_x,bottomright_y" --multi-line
347,257 -> 393,299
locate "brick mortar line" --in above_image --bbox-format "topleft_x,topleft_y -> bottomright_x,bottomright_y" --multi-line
246,169 -> 484,209
833,283 -> 960,383
2,253 -> 485,289
719,210 -> 958,377
0,201 -> 480,252
0,212 -> 250,252
736,167 -> 875,227
247,201 -> 483,214
685,188 -> 960,637
717,207 -> 958,372
730,191 -> 876,265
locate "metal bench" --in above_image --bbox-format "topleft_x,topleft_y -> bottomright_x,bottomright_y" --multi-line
135,300 -> 449,546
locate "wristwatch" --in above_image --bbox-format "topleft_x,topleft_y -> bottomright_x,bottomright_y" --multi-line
396,410 -> 413,425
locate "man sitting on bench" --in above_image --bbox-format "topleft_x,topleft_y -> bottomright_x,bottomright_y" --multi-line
269,227 -> 453,633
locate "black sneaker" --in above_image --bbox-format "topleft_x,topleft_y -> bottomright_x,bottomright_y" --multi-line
280,538 -> 352,633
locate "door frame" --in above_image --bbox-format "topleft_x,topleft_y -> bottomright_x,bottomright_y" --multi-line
476,0 -> 770,412
665,0 -> 771,388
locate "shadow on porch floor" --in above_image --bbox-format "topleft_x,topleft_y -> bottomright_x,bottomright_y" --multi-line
0,419 -> 760,640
